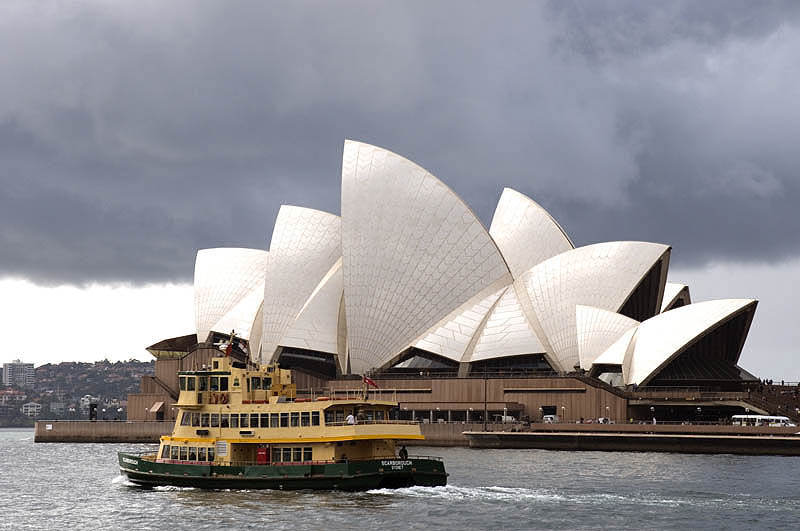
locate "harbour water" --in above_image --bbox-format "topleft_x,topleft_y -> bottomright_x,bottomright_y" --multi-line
3,428 -> 800,530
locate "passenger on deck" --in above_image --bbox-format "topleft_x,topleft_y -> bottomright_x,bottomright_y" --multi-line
346,413 -> 356,425
398,445 -> 408,459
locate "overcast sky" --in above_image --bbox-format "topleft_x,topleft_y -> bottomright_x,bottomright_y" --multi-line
1,1 -> 798,377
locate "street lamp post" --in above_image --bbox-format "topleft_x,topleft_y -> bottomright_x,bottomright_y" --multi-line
561,406 -> 566,423
650,406 -> 655,425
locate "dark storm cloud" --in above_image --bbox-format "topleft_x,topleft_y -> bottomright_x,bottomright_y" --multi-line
1,0 -> 799,284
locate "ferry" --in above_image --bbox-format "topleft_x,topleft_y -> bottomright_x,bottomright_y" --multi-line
118,353 -> 447,490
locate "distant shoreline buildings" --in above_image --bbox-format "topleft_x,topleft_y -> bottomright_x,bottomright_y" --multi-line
3,359 -> 34,388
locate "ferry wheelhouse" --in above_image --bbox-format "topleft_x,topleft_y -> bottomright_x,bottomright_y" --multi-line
118,355 -> 447,490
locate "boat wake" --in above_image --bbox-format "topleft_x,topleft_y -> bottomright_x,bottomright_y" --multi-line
111,474 -> 136,487
366,484 -> 565,502
365,485 -> 729,509
153,485 -> 197,492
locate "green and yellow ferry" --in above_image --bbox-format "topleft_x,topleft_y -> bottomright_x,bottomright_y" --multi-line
118,354 -> 447,490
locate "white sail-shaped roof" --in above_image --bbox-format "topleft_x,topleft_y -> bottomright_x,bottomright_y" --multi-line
592,327 -> 637,367
489,188 -> 574,279
249,302 -> 264,363
413,287 -> 506,362
261,205 -> 341,361
194,248 -> 269,344
519,241 -> 670,372
623,299 -> 757,386
470,283 -> 546,362
341,140 -> 512,374
279,259 -> 343,358
661,282 -> 691,312
576,306 -> 639,370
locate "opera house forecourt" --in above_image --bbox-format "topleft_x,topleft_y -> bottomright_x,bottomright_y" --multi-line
124,140 -> 792,438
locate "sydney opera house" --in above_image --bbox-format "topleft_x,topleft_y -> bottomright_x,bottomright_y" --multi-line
129,141 -> 770,425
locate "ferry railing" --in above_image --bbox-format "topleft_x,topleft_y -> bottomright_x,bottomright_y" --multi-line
323,420 -> 421,426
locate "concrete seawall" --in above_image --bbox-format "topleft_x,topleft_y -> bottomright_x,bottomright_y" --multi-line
406,422 -> 487,446
34,420 -> 173,443
464,431 -> 800,456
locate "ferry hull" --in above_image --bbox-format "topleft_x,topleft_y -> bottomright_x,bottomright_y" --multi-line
118,452 -> 447,491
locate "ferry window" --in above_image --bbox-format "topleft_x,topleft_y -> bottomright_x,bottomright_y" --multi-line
199,447 -> 206,461
180,447 -> 188,461
231,414 -> 239,428
210,377 -> 219,391
180,412 -> 191,426
260,413 -> 269,428
291,412 -> 299,427
312,412 -> 320,426
292,448 -> 302,462
221,414 -> 229,428
252,377 -> 261,390
280,413 -> 289,427
187,377 -> 195,391
376,410 -> 385,421
270,413 -> 279,428
213,360 -> 219,369
301,412 -> 310,426
282,448 -> 292,462
201,414 -> 210,427
271,447 -> 280,462
246,378 -> 250,392
179,377 -> 186,391
366,410 -> 374,421
335,410 -> 344,423
192,412 -> 200,427
171,446 -> 179,460
161,445 -> 170,458
211,413 -> 219,427
220,377 -> 229,391
208,447 -> 215,462
188,447 -> 197,461
250,413 -> 258,428
199,377 -> 207,391
240,414 -> 249,428
325,411 -> 334,424
233,378 -> 239,387
262,377 -> 271,388
303,447 -> 312,462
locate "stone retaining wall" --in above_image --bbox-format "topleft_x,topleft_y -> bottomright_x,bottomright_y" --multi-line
34,420 -> 173,442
